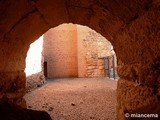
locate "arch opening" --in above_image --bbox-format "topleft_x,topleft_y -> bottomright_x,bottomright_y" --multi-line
25,23 -> 119,91
24,23 -> 118,119
0,1 -> 159,119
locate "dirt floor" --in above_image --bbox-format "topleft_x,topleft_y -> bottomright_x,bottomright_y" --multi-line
24,78 -> 117,120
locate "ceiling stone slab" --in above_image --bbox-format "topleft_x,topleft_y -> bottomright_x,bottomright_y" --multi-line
89,4 -> 124,42
0,0 -> 35,40
67,6 -> 93,25
0,11 -> 49,72
98,0 -> 153,23
65,0 -> 96,8
35,0 -> 69,27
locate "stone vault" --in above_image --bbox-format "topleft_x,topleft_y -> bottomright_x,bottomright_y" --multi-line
0,0 -> 160,119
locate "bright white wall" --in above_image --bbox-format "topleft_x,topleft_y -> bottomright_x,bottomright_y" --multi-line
25,36 -> 43,76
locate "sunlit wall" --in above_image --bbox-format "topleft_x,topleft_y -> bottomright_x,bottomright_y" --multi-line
25,36 -> 43,76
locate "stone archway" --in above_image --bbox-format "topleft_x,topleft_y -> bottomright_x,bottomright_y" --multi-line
25,23 -> 118,91
43,24 -> 117,79
0,0 -> 159,119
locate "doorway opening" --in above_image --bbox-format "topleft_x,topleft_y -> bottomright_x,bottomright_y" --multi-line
25,23 -> 119,91
24,23 -> 118,120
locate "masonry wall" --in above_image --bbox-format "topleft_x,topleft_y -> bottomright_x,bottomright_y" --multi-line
43,24 -> 78,78
25,24 -> 114,88
43,24 -> 113,78
0,1 -> 158,118
77,25 -> 113,77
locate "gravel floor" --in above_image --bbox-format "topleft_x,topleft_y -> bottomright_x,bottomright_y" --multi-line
24,78 -> 117,120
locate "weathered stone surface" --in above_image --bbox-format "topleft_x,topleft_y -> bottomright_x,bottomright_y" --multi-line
44,24 -> 113,78
98,0 -> 153,24
115,1 -> 160,119
117,79 -> 157,119
26,72 -> 45,92
44,24 -> 78,78
0,71 -> 26,107
0,0 -> 159,119
128,102 -> 160,120
0,0 -> 35,39
0,0 -> 50,107
35,0 -> 68,26
78,27 -> 113,77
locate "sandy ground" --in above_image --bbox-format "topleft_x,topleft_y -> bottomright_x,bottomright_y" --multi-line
24,78 -> 117,120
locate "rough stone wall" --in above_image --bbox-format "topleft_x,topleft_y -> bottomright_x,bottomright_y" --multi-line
25,24 -> 113,84
97,38 -> 113,58
115,1 -> 160,119
25,36 -> 45,92
44,24 -> 113,78
43,24 -> 78,78
77,25 -> 113,77
0,0 -> 159,119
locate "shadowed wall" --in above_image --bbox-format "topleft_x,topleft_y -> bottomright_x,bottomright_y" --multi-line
0,0 -> 159,119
